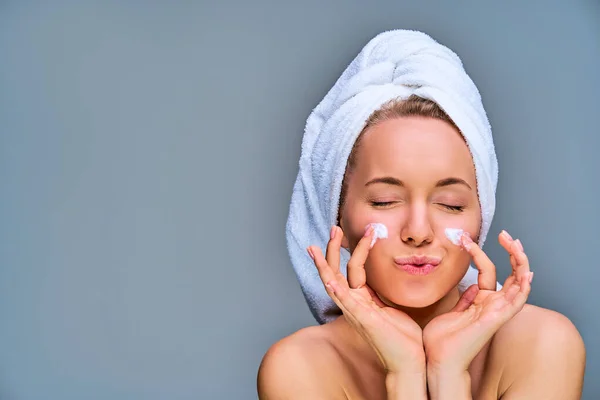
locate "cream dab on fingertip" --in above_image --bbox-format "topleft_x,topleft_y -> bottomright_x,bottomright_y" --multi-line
366,222 -> 388,248
445,228 -> 464,246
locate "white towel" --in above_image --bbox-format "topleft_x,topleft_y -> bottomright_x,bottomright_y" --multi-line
286,29 -> 502,325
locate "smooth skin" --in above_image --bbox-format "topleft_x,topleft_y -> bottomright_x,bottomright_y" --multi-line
258,117 -> 586,399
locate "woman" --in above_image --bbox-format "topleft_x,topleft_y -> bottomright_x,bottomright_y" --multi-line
258,30 -> 585,399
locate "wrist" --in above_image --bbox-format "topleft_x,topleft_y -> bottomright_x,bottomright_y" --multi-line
426,368 -> 471,400
386,370 -> 427,400
426,362 -> 465,376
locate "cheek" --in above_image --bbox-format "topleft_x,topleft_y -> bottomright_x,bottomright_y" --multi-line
432,209 -> 480,242
435,222 -> 479,242
341,208 -> 402,249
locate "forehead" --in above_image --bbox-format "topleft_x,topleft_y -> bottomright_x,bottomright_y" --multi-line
356,116 -> 475,181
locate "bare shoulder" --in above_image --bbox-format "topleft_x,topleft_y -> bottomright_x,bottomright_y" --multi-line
257,324 -> 346,399
494,304 -> 586,399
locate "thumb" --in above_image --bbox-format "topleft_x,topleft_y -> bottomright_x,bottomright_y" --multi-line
450,284 -> 479,313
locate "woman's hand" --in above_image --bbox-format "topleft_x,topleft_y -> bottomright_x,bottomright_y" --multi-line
422,230 -> 533,374
307,225 -> 426,375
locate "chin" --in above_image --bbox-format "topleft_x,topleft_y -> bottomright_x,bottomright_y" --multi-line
394,295 -> 439,309
368,269 -> 462,309
379,288 -> 443,309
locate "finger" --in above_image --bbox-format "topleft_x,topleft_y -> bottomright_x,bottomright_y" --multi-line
310,250 -> 355,317
347,225 -> 374,289
327,281 -> 400,345
501,274 -> 518,293
310,246 -> 347,292
498,231 -> 530,282
504,273 -> 532,316
503,279 -> 522,302
451,284 -> 480,313
327,279 -> 372,325
312,246 -> 377,330
498,229 -> 514,250
322,280 -> 349,316
507,272 -> 532,301
498,231 -> 517,259
460,233 -> 497,291
511,245 -> 530,282
325,226 -> 344,273
309,248 -> 349,316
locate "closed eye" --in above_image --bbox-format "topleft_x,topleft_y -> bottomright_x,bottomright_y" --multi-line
370,201 -> 395,207
370,202 -> 465,212
440,204 -> 464,212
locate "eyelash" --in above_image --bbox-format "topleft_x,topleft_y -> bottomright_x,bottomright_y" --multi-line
370,201 -> 465,212
370,201 -> 395,207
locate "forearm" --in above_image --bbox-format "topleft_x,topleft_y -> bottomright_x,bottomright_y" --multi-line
426,368 -> 471,400
386,371 -> 428,400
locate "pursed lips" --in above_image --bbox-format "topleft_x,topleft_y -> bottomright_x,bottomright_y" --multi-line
393,255 -> 441,266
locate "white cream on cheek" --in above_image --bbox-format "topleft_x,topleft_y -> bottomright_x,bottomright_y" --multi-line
366,222 -> 388,248
444,227 -> 464,246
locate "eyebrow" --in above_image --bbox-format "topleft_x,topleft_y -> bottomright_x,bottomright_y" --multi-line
365,176 -> 472,190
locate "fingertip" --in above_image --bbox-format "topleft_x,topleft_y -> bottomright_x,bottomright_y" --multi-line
498,233 -> 512,249
498,231 -> 506,244
500,230 -> 513,241
357,226 -> 375,250
460,232 -> 475,251
312,246 -> 325,261
307,246 -> 315,260
463,284 -> 479,302
337,226 -> 346,244
468,283 -> 480,293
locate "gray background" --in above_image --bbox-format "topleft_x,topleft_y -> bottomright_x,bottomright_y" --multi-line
1,1 -> 598,399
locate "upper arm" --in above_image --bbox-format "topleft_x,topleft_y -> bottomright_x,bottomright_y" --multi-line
500,311 -> 586,400
257,335 -> 342,400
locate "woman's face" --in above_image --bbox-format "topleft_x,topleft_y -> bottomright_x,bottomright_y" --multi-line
339,116 -> 481,308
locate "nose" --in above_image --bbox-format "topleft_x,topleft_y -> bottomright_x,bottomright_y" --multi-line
400,203 -> 434,246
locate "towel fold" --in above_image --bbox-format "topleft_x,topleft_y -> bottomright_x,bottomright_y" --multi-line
286,29 -> 501,324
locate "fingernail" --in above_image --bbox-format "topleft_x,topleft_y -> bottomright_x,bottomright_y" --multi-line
307,247 -> 315,260
330,226 -> 336,240
515,239 -> 524,252
529,271 -> 534,284
501,230 -> 513,240
460,232 -> 473,250
364,225 -> 374,237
